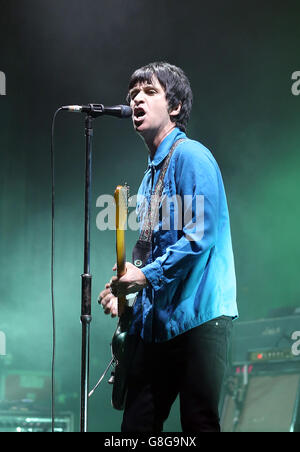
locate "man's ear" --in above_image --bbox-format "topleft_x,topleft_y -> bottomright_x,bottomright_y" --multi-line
169,103 -> 182,118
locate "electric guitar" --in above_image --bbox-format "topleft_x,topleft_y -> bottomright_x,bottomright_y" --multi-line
110,184 -> 136,410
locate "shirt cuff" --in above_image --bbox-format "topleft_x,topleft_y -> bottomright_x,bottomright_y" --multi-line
141,260 -> 164,291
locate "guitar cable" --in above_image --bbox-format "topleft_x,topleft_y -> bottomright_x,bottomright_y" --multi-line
50,107 -> 63,433
88,356 -> 115,398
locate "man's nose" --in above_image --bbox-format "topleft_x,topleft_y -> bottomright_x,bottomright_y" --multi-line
134,91 -> 145,105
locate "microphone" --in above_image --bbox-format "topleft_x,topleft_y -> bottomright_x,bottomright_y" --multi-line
61,103 -> 132,118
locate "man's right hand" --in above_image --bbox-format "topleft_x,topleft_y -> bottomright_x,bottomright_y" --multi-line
98,283 -> 118,318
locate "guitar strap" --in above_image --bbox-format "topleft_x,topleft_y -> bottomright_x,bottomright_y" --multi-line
132,138 -> 187,268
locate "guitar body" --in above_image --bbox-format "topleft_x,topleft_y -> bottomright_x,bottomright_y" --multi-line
111,304 -> 135,410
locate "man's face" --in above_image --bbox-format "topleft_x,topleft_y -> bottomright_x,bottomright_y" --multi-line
129,76 -> 174,137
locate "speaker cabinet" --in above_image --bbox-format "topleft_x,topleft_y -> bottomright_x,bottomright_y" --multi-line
221,372 -> 300,432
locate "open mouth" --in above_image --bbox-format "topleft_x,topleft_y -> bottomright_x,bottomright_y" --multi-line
134,107 -> 146,121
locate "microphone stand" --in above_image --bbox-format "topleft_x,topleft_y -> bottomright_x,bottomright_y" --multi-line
77,104 -> 131,432
80,113 -> 93,432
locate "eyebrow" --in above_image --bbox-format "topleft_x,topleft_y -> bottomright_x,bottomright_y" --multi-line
129,83 -> 156,98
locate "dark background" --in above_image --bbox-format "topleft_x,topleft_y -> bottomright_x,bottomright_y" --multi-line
0,0 -> 300,432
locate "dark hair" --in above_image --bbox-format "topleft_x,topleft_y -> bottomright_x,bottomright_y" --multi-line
127,62 -> 193,133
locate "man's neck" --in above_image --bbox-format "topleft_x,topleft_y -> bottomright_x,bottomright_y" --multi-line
144,124 -> 176,160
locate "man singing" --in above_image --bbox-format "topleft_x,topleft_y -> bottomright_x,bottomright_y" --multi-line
99,62 -> 238,432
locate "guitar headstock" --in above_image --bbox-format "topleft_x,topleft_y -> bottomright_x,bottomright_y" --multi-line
114,184 -> 129,231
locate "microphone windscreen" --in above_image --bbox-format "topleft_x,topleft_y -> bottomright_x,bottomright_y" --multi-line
120,105 -> 132,118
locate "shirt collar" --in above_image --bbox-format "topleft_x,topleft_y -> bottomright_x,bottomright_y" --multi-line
147,127 -> 186,168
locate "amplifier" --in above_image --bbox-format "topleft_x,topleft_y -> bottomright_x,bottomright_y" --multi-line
231,315 -> 300,366
0,370 -> 52,403
221,371 -> 300,432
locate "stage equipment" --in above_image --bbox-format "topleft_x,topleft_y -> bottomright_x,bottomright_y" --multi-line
0,410 -> 73,432
62,104 -> 132,118
231,314 -> 300,366
221,314 -> 300,432
54,104 -> 132,432
0,370 -> 51,403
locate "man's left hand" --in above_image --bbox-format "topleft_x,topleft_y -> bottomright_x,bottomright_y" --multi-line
110,262 -> 148,296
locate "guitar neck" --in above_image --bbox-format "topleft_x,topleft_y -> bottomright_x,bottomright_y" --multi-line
116,229 -> 126,317
115,185 -> 128,318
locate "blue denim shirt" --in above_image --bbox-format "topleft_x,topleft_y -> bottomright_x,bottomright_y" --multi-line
131,127 -> 238,342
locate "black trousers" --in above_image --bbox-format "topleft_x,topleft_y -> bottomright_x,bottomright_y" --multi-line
121,316 -> 232,433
